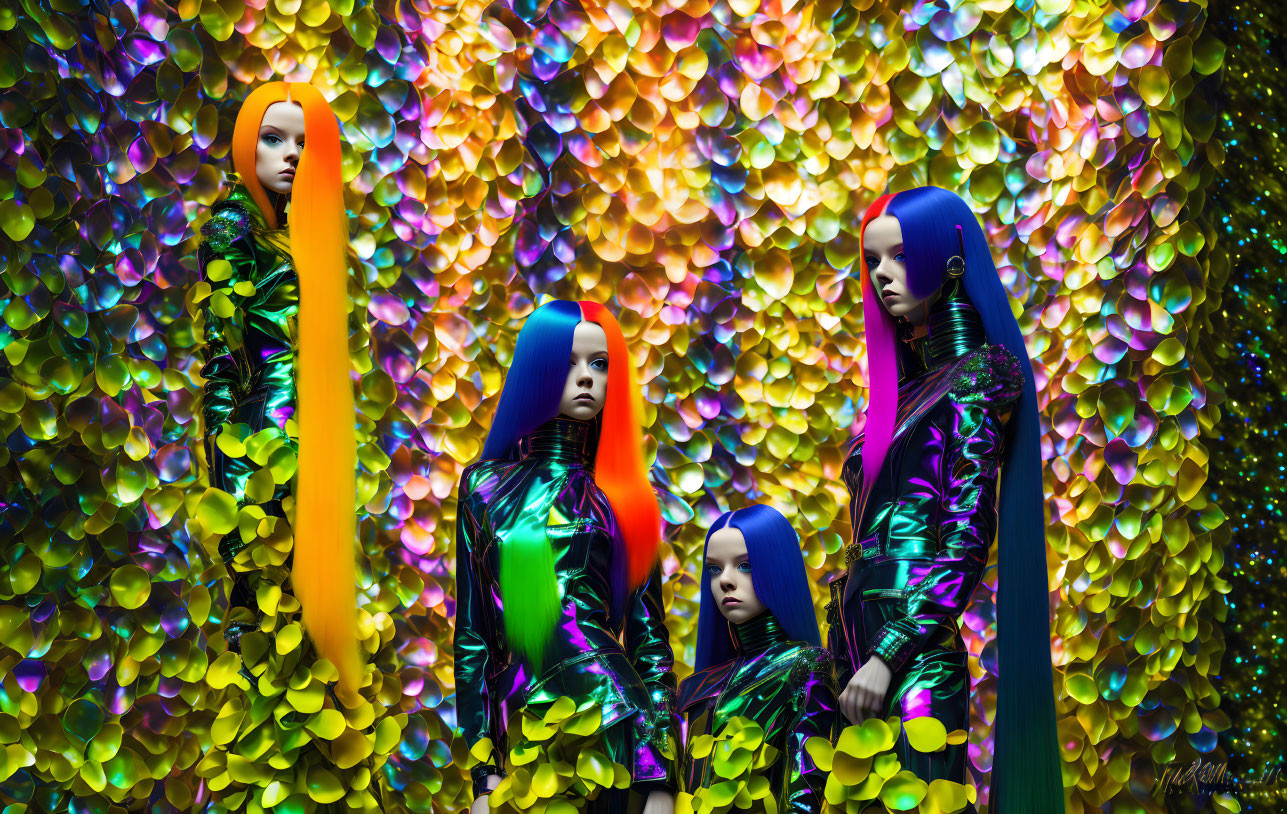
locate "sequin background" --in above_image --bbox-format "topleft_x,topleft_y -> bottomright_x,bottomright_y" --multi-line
0,0 -> 1236,812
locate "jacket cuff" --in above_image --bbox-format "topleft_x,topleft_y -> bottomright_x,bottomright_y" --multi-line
867,625 -> 915,674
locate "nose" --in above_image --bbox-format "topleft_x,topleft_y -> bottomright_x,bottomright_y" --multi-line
874,270 -> 894,289
576,364 -> 592,388
719,570 -> 735,593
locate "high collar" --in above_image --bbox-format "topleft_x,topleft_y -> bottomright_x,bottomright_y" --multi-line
731,612 -> 788,658
516,415 -> 599,468
898,278 -> 986,378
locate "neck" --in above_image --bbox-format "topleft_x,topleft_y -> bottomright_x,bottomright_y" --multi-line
730,612 -> 787,657
516,415 -> 599,468
899,278 -> 985,374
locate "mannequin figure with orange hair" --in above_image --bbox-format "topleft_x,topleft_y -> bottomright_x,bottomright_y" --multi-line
197,81 -> 361,699
453,300 -> 677,813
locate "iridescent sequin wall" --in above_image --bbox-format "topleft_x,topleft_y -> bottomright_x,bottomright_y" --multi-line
0,0 -> 1260,811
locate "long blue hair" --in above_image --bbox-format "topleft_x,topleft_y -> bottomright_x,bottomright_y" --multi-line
693,505 -> 820,672
876,186 -> 1062,812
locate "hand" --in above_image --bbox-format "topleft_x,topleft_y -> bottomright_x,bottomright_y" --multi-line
469,775 -> 501,814
642,789 -> 675,814
839,656 -> 892,725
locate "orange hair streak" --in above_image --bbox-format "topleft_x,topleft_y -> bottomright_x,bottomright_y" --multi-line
231,82 -> 360,698
579,301 -> 663,589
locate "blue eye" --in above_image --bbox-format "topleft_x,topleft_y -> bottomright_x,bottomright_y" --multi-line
864,256 -> 879,268
591,359 -> 607,371
262,134 -> 281,145
737,562 -> 751,573
706,565 -> 720,576
895,252 -> 905,261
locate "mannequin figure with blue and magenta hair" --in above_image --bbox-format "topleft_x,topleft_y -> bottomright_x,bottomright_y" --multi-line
453,300 -> 677,814
826,186 -> 1063,812
677,505 -> 838,813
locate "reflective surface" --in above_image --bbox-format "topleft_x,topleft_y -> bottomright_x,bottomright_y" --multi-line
198,184 -> 297,591
828,341 -> 1022,789
453,416 -> 677,798
678,613 -> 838,812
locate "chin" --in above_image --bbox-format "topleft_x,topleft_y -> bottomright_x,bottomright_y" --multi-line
259,178 -> 293,195
721,605 -> 763,623
560,403 -> 600,420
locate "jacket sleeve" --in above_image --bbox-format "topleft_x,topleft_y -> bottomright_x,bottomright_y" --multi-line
783,648 -> 840,814
867,346 -> 1024,672
197,204 -> 253,438
624,560 -> 678,791
450,464 -> 504,797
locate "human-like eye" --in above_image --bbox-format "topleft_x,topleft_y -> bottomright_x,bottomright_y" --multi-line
864,255 -> 879,268
737,561 -> 751,573
261,134 -> 281,146
894,252 -> 905,262
705,564 -> 720,576
590,358 -> 608,371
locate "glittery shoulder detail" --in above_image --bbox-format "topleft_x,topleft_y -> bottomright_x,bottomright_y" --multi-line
948,344 -> 1024,408
788,645 -> 835,691
200,201 -> 251,255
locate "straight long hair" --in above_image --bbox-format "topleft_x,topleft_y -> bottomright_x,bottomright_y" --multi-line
482,300 -> 662,665
857,186 -> 1063,812
694,505 -> 820,672
230,82 -> 359,697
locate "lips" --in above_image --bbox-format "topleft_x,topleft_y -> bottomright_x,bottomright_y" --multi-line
280,170 -> 295,177
575,394 -> 594,401
722,597 -> 741,606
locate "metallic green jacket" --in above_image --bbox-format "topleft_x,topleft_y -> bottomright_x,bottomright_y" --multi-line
198,185 -> 297,552
452,416 -> 677,798
677,614 -> 839,813
828,342 -> 1023,675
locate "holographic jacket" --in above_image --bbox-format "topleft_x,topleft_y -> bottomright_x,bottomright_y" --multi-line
828,341 -> 1024,677
677,613 -> 838,813
197,184 -> 297,509
452,416 -> 677,798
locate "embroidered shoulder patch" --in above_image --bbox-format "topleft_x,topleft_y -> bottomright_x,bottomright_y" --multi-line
200,204 -> 251,255
949,344 -> 1024,407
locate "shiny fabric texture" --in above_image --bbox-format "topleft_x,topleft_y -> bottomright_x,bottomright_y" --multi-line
453,416 -> 677,799
826,334 -> 1023,789
678,613 -> 838,813
198,185 -> 298,588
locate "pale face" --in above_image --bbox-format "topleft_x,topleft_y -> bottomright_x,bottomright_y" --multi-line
704,526 -> 768,625
863,214 -> 935,324
557,321 -> 608,420
256,101 -> 305,196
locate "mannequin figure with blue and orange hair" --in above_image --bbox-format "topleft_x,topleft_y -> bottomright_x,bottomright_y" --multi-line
826,186 -> 1063,812
197,81 -> 361,700
453,300 -> 677,814
677,504 -> 838,813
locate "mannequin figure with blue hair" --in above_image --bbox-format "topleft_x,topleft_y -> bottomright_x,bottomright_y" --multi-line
453,300 -> 677,814
826,186 -> 1064,812
677,505 -> 838,812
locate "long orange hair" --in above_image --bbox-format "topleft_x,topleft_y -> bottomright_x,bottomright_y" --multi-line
579,301 -> 663,590
230,82 -> 359,698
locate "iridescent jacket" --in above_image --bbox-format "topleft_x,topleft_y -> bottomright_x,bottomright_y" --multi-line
827,338 -> 1024,678
197,185 -> 297,513
678,614 -> 837,812
452,416 -> 677,798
